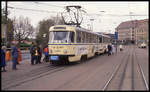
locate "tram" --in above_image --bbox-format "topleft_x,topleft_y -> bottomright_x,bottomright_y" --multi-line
97,33 -> 111,54
48,25 -> 110,64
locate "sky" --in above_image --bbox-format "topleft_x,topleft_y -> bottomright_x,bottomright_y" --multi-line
1,1 -> 149,34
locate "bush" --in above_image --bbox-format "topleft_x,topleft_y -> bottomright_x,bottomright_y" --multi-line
20,43 -> 31,50
20,43 -> 31,47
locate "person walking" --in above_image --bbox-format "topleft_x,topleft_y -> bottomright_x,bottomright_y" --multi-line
17,45 -> 22,64
30,42 -> 36,65
11,42 -> 18,70
35,46 -> 40,64
36,45 -> 42,64
1,46 -> 7,72
43,45 -> 49,62
6,49 -> 11,62
107,43 -> 112,56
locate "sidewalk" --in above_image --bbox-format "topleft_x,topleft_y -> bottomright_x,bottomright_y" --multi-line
2,55 -> 47,76
1,56 -> 51,90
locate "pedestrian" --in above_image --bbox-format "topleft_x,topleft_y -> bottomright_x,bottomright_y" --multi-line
6,48 -> 11,62
107,43 -> 112,56
36,45 -> 42,64
1,46 -> 7,72
119,44 -> 123,51
43,45 -> 49,62
11,42 -> 18,70
17,45 -> 22,64
35,46 -> 39,64
30,42 -> 36,65
110,44 -> 112,55
112,44 -> 116,54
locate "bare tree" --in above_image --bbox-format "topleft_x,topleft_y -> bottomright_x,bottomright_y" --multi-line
13,16 -> 34,46
36,16 -> 65,47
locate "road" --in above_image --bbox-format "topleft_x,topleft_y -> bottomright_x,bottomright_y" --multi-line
1,45 -> 149,90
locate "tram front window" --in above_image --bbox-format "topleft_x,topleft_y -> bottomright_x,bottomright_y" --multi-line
49,31 -> 74,43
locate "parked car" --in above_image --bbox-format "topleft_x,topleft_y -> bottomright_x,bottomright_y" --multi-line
138,42 -> 147,48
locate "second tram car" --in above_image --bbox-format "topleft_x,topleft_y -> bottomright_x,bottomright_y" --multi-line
98,33 -> 111,54
48,25 -> 111,64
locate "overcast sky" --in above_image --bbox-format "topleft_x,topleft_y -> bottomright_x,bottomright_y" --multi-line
2,1 -> 149,34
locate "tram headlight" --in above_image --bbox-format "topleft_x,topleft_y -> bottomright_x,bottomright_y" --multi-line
64,49 -> 67,54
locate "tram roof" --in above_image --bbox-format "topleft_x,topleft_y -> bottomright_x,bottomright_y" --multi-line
50,25 -> 99,35
97,33 -> 111,38
75,27 -> 99,35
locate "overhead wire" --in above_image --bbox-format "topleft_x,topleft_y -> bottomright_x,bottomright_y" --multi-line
8,6 -> 60,14
32,2 -> 64,9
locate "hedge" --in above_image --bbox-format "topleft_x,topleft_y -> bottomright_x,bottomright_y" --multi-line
20,43 -> 31,47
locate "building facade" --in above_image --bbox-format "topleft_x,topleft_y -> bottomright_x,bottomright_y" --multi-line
135,19 -> 148,44
115,19 -> 148,44
105,33 -> 115,44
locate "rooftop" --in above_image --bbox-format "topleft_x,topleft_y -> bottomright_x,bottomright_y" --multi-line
116,19 -> 148,30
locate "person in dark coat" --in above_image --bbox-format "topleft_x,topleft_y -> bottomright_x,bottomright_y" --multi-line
1,46 -> 7,72
11,43 -> 18,70
30,42 -> 36,65
36,45 -> 42,64
107,43 -> 112,56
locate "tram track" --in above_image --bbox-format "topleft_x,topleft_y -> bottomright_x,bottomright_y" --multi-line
3,65 -> 66,90
3,53 -> 106,90
3,46 -> 148,90
53,51 -> 126,90
102,51 -> 130,90
131,51 -> 134,90
134,49 -> 149,90
102,45 -> 149,90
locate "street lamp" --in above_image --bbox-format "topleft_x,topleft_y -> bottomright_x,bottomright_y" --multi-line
99,11 -> 105,23
4,1 -> 8,47
87,24 -> 90,30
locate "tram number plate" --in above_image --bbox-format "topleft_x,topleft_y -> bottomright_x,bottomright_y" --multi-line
50,56 -> 59,61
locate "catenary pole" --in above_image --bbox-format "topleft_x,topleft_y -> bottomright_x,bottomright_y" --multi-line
4,1 -> 8,47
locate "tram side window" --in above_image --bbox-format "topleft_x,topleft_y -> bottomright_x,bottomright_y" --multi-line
96,35 -> 98,43
83,32 -> 86,43
103,37 -> 105,43
69,32 -> 74,43
89,34 -> 92,43
94,34 -> 97,43
93,34 -> 96,43
81,32 -> 84,43
97,36 -> 99,43
77,31 -> 81,43
91,34 -> 93,43
86,33 -> 88,43
102,37 -> 105,43
92,34 -> 95,43
89,34 -> 91,43
105,37 -> 108,43
99,36 -> 102,43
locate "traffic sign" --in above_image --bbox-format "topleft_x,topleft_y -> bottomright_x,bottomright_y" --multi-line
115,32 -> 118,40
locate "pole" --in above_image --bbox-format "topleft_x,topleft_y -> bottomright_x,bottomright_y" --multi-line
115,32 -> 118,53
116,39 -> 117,53
90,19 -> 94,31
4,1 -> 8,47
